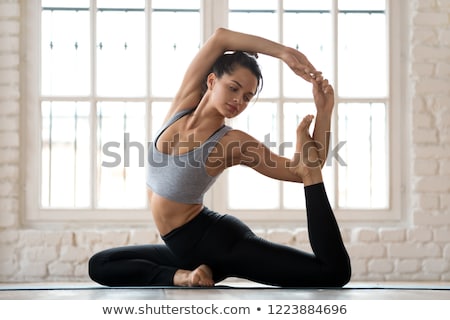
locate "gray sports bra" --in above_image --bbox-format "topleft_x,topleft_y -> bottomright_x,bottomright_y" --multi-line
146,108 -> 232,204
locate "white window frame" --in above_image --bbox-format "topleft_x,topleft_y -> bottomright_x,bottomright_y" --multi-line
21,0 -> 406,225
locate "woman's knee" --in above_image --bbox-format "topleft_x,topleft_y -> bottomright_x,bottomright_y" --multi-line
88,251 -> 109,285
327,257 -> 352,287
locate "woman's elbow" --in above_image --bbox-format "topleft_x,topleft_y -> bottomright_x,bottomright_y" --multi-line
211,28 -> 232,49
213,27 -> 229,37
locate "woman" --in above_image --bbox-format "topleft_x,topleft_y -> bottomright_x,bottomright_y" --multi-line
89,28 -> 351,287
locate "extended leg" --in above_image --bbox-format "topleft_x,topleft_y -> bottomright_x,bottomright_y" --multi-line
294,115 -> 351,285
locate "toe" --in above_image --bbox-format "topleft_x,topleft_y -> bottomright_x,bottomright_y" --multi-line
297,115 -> 314,135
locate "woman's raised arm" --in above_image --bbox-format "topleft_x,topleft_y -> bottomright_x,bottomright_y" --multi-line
167,28 -> 320,120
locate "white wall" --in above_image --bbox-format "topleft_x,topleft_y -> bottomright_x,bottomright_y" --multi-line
0,0 -> 449,283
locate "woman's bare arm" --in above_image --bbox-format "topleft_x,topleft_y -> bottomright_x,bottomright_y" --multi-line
166,28 -> 320,122
224,130 -> 303,183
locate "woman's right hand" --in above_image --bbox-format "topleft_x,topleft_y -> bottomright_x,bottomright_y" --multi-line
281,46 -> 321,82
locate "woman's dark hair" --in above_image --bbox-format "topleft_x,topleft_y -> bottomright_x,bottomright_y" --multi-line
202,51 -> 263,96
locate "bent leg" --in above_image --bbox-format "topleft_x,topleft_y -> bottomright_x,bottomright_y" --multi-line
304,182 -> 351,286
312,76 -> 334,166
88,244 -> 180,286
209,184 -> 350,287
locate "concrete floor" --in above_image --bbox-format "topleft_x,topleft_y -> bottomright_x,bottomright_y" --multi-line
1,281 -> 450,300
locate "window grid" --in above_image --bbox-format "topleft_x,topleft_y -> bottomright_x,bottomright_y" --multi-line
26,0 -> 402,223
221,0 -> 391,218
38,2 -> 201,216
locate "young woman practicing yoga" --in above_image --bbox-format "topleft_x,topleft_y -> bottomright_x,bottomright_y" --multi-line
89,28 -> 351,287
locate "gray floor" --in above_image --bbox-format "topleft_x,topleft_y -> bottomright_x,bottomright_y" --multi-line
1,281 -> 450,300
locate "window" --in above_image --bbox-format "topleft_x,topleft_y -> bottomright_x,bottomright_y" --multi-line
24,0 -> 403,223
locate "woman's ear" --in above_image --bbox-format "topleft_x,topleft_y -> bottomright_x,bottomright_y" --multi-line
206,73 -> 216,90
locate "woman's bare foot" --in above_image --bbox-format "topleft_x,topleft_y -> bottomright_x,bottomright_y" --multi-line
290,115 -> 323,186
173,264 -> 214,287
312,76 -> 335,115
312,76 -> 334,166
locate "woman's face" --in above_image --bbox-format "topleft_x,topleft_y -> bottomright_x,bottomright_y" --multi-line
208,66 -> 259,118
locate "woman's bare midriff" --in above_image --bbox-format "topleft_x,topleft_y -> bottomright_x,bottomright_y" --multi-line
147,189 -> 204,236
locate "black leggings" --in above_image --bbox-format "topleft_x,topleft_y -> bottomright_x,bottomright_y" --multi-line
89,183 -> 351,287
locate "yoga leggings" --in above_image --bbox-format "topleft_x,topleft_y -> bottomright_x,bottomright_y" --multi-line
89,183 -> 351,287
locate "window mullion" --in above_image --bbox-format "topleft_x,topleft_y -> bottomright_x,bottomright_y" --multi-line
146,0 -> 152,98
278,0 -> 285,209
203,0 -> 228,209
202,0 -> 228,36
146,0 -> 152,206
90,0 -> 98,209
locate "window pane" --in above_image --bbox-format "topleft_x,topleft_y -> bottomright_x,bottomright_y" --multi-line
229,0 -> 279,98
42,0 -> 89,8
337,103 -> 388,209
152,0 -> 198,10
41,9 -> 90,96
229,0 -> 277,10
338,9 -> 387,97
283,2 -> 331,98
41,102 -> 91,208
151,2 -> 200,97
227,103 -> 279,210
97,8 -> 146,97
282,103 -> 335,209
97,102 -> 147,208
285,0 -> 330,10
339,0 -> 385,10
97,0 -> 144,9
151,103 -> 171,136
228,165 -> 279,210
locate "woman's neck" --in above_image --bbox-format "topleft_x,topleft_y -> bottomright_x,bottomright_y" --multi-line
186,98 -> 226,130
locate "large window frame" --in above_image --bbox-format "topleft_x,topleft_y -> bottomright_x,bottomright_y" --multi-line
21,0 -> 406,225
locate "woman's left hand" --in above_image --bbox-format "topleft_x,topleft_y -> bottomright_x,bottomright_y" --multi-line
281,46 -> 322,82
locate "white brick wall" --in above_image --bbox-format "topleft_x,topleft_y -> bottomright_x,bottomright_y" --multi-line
408,0 -> 450,282
0,0 -> 20,234
0,0 -> 449,284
